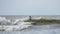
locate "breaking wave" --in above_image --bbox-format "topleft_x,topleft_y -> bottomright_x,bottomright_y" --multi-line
0,17 -> 33,31
0,16 -> 60,31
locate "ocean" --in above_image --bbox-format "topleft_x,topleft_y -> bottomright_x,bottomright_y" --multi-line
0,16 -> 60,34
0,25 -> 60,34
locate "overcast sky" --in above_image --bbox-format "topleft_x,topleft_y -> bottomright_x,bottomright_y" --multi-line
0,0 -> 60,15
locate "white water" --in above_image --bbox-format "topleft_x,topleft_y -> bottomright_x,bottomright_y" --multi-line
0,22 -> 32,31
0,16 -> 60,34
0,24 -> 60,34
0,17 -> 32,31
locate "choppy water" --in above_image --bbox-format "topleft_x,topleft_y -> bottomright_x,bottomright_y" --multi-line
0,24 -> 60,34
0,21 -> 60,34
0,16 -> 60,34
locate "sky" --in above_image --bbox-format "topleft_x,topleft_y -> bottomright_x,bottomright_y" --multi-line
0,0 -> 60,15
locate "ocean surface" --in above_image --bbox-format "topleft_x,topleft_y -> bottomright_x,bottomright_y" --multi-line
0,16 -> 60,34
0,25 -> 60,34
0,24 -> 60,34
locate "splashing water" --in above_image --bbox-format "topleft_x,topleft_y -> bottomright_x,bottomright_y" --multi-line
0,16 -> 60,32
0,16 -> 33,31
0,20 -> 33,31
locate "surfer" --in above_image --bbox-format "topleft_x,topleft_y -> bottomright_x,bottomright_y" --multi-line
29,16 -> 32,21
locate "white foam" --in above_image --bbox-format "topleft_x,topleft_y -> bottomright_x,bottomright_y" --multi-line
0,21 -> 32,31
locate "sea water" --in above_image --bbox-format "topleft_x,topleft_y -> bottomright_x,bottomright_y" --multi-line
0,16 -> 60,34
0,24 -> 60,34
